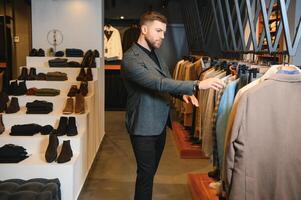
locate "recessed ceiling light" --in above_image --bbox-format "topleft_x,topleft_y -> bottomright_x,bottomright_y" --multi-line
120,16 -> 124,19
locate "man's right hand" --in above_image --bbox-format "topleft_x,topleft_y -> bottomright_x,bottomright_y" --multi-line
198,78 -> 225,91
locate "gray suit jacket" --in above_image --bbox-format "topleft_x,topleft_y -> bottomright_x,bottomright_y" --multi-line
224,73 -> 301,200
121,43 -> 195,136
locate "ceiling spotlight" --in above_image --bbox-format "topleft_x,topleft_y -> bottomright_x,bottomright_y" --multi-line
120,16 -> 124,19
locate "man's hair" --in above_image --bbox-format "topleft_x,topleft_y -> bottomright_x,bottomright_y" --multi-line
140,11 -> 167,26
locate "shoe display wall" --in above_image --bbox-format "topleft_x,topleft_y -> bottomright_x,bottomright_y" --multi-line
0,55 -> 104,200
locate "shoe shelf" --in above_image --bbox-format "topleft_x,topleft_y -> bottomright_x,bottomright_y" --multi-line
8,94 -> 94,114
19,66 -> 100,82
0,128 -> 86,154
26,56 -> 103,68
0,153 -> 84,200
0,57 -> 105,200
24,80 -> 96,95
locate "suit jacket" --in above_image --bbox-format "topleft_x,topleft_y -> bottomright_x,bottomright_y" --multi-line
224,73 -> 301,200
121,43 -> 195,136
104,25 -> 123,61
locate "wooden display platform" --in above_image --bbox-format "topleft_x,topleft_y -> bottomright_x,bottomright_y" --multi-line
188,173 -> 218,200
0,62 -> 7,68
105,64 -> 121,70
172,121 -> 208,159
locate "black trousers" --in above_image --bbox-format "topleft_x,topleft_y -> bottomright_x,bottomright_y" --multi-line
130,129 -> 167,200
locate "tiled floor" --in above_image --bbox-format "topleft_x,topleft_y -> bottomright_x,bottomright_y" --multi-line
78,111 -> 212,200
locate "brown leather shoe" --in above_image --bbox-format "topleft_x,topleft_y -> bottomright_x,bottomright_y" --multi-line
75,93 -> 85,114
67,85 -> 78,97
79,81 -> 88,96
86,68 -> 93,81
63,97 -> 74,115
76,68 -> 86,81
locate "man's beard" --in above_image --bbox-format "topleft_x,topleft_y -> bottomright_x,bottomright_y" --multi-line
145,36 -> 159,49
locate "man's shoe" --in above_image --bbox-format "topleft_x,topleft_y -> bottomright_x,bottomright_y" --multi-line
37,48 -> 45,57
81,50 -> 93,67
17,81 -> 27,95
45,133 -> 59,163
63,98 -> 74,115
5,97 -> 20,114
0,114 -> 5,134
75,93 -> 85,114
18,67 -> 28,80
76,68 -> 86,81
66,117 -> 78,136
0,92 -> 9,112
57,140 -> 73,163
86,68 -> 93,81
67,85 -> 78,97
8,80 -> 18,95
56,117 -> 68,136
28,68 -> 37,80
29,48 -> 38,56
79,81 -> 88,96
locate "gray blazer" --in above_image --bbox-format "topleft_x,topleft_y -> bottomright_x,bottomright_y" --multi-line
121,43 -> 195,136
224,73 -> 301,200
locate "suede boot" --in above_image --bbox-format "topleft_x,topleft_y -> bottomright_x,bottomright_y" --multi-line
8,80 -> 18,95
18,67 -> 28,80
86,68 -> 93,81
76,68 -> 86,81
63,98 -> 74,115
56,117 -> 68,136
5,97 -> 20,114
67,85 -> 78,97
0,114 -> 5,134
88,51 -> 96,67
79,81 -> 88,96
28,68 -> 37,80
75,93 -> 85,114
81,50 -> 93,67
94,49 -> 100,57
0,92 -> 9,112
57,140 -> 73,163
67,117 -> 78,136
45,133 -> 59,163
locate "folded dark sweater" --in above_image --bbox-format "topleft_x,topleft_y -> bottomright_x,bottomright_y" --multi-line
26,101 -> 53,109
10,124 -> 42,136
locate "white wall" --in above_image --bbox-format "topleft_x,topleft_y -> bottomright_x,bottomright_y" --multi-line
31,0 -> 103,54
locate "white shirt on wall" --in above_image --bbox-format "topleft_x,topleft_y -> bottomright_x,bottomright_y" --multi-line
104,25 -> 123,61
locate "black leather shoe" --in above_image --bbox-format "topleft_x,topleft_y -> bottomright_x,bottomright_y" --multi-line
66,117 -> 78,136
37,48 -> 45,57
0,92 -> 9,112
8,80 -> 18,95
28,68 -> 37,80
94,49 -> 100,57
29,48 -> 38,56
18,67 -> 28,80
57,140 -> 73,163
17,81 -> 27,96
5,97 -> 20,114
56,117 -> 68,136
45,133 -> 59,163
